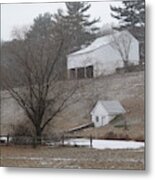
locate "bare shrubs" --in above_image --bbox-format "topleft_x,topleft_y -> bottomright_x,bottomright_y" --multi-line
104,131 -> 130,141
11,121 -> 34,145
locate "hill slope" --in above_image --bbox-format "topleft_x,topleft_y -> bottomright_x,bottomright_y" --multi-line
1,71 -> 144,140
47,71 -> 144,140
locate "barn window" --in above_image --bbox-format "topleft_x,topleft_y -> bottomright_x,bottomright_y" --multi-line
86,65 -> 93,78
70,68 -> 76,79
77,67 -> 85,79
96,116 -> 99,122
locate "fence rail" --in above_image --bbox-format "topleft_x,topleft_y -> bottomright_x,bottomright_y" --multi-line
0,135 -> 61,145
0,134 -> 93,148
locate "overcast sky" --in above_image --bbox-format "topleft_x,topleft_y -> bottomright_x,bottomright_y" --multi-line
1,1 -> 122,41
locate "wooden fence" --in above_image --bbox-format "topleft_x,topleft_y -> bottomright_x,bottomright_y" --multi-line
0,134 -> 93,148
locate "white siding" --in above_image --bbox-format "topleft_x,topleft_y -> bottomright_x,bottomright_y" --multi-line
91,100 -> 125,127
67,52 -> 95,69
91,101 -> 108,116
92,114 -> 112,128
92,44 -> 124,77
91,101 -> 109,127
67,31 -> 139,78
128,37 -> 139,65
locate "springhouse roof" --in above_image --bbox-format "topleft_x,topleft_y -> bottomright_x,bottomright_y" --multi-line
101,100 -> 126,115
92,100 -> 126,115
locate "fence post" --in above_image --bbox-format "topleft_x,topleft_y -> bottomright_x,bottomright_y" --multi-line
90,135 -> 93,148
62,135 -> 64,146
7,134 -> 9,145
32,136 -> 37,148
124,119 -> 128,130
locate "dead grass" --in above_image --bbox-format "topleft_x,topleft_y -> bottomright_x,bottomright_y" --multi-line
1,71 -> 144,143
0,145 -> 144,170
44,71 -> 145,142
66,122 -> 144,141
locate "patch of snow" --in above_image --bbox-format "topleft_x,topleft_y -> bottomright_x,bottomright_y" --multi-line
0,136 -> 12,143
65,138 -> 90,146
64,139 -> 145,150
0,137 -> 7,141
93,139 -> 144,150
1,155 -> 79,162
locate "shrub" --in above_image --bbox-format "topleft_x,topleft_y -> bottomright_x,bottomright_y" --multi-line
104,131 -> 117,140
118,133 -> 130,141
11,121 -> 34,145
104,131 -> 130,140
116,64 -> 144,73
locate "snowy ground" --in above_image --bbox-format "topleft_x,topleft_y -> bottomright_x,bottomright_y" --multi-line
0,136 -> 144,150
64,138 -> 145,150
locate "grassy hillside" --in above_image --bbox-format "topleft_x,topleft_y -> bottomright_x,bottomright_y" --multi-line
46,71 -> 144,141
1,71 -> 144,140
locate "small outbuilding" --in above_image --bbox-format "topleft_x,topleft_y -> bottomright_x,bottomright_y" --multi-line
90,100 -> 126,128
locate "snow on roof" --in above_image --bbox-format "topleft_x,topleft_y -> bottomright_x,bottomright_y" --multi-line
68,31 -> 128,56
100,100 -> 126,115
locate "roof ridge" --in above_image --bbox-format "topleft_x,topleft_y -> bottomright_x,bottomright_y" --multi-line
100,100 -> 126,114
68,31 -> 128,57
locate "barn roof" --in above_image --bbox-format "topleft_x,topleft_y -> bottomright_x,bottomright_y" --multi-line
92,100 -> 126,115
68,30 -> 132,56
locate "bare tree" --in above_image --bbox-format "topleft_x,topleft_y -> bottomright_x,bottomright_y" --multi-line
110,31 -> 132,70
1,28 -> 79,142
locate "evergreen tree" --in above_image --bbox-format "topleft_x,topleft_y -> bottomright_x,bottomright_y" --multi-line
62,2 -> 99,53
50,2 -> 99,77
110,0 -> 145,28
110,0 -> 145,64
26,13 -> 54,40
24,2 -> 99,78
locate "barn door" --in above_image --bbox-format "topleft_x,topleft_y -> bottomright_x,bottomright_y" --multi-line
86,66 -> 93,78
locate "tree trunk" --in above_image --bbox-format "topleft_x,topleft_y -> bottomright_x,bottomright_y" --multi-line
33,127 -> 42,147
123,60 -> 129,72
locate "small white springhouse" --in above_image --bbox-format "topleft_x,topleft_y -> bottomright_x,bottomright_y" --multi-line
67,30 -> 139,79
90,100 -> 126,128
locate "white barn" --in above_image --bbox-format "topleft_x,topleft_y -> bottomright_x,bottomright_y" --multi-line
90,100 -> 126,128
67,30 -> 139,79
